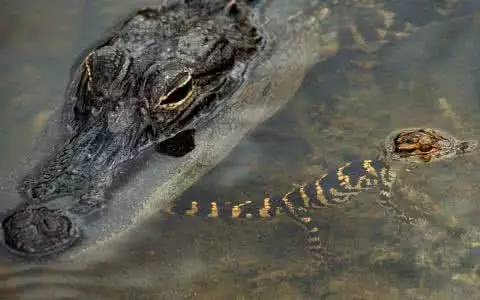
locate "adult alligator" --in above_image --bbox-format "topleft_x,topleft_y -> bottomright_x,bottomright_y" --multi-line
0,0 -> 475,259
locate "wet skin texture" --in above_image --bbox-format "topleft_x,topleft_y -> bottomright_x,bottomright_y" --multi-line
1,1 -> 263,258
173,128 -> 477,267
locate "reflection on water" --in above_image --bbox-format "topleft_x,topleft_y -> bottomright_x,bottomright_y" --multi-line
2,1 -> 480,299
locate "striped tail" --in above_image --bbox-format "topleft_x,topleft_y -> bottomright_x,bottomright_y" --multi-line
169,197 -> 285,219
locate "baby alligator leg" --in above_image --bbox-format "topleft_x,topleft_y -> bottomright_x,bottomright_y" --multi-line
376,167 -> 417,225
279,197 -> 336,268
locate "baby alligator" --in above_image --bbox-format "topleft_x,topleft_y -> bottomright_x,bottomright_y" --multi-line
171,128 -> 477,265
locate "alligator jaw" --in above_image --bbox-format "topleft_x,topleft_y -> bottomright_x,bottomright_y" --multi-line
0,109 -> 149,258
21,107 -> 145,206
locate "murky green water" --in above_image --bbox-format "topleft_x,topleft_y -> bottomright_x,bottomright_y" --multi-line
2,1 -> 480,299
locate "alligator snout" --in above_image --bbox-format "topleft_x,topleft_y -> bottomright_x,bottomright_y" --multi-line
456,139 -> 478,154
1,206 -> 79,257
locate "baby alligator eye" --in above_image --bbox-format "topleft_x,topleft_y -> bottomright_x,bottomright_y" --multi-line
156,73 -> 193,111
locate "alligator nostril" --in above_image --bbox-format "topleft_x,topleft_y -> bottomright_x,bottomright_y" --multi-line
2,206 -> 80,257
456,140 -> 478,154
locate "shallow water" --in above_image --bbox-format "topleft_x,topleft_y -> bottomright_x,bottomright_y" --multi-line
2,1 -> 480,299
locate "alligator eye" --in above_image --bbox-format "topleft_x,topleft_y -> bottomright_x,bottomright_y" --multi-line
155,73 -> 194,111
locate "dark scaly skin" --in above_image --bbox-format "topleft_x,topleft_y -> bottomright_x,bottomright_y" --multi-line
172,128 -> 477,267
1,1 -> 264,258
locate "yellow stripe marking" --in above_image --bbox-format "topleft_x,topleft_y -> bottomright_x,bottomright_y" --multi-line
208,202 -> 218,218
299,186 -> 310,208
259,197 -> 272,218
314,177 -> 331,207
231,200 -> 253,218
337,163 -> 351,187
282,193 -> 295,211
240,200 -> 253,206
186,201 -> 199,216
232,205 -> 241,218
363,160 -> 378,177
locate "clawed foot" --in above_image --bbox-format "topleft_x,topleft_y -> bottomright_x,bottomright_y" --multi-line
307,232 -> 344,271
309,247 -> 345,272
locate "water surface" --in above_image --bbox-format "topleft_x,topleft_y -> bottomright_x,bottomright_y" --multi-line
1,1 -> 480,299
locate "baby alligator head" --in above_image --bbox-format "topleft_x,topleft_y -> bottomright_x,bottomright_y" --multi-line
383,127 -> 477,163
2,2 -> 264,258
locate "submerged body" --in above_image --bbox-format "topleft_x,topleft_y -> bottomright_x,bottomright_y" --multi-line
172,128 -> 477,265
177,159 -> 394,219
0,1 -> 477,259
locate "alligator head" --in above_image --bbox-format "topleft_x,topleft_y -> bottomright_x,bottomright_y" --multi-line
1,1 -> 264,258
383,128 -> 477,163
